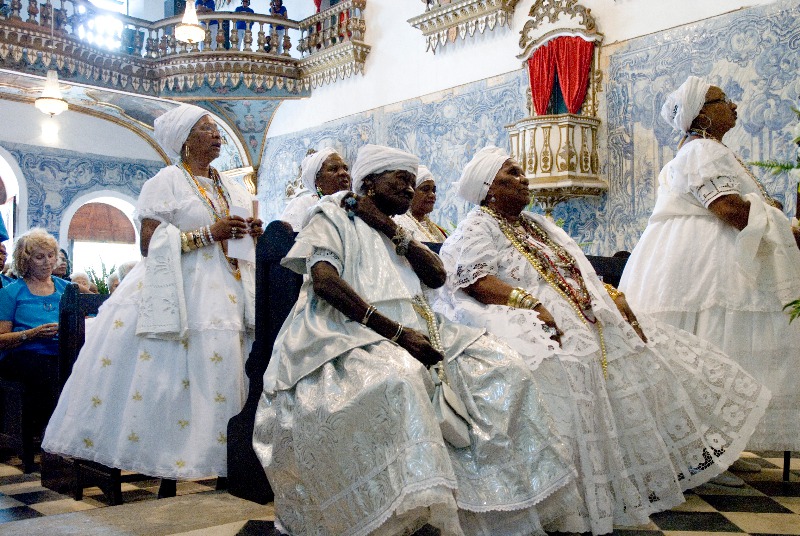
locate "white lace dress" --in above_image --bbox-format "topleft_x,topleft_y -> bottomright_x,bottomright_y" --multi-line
253,194 -> 577,536
619,139 -> 800,451
43,166 -> 256,479
434,207 -> 771,535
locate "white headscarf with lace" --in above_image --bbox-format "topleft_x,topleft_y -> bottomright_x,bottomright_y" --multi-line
455,146 -> 510,205
154,104 -> 209,159
351,144 -> 419,194
301,147 -> 338,194
660,76 -> 711,134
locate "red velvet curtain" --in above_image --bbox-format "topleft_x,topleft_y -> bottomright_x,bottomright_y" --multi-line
527,41 -> 556,116
552,36 -> 594,114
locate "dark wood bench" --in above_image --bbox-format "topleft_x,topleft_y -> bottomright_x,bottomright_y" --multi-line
39,284 -> 133,503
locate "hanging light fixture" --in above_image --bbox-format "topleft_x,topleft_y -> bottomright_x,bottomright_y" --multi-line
35,69 -> 68,116
175,2 -> 206,44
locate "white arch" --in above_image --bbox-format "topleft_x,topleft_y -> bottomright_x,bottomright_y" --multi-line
59,190 -> 139,250
0,146 -> 27,241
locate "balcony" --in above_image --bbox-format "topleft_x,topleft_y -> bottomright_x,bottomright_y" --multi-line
408,0 -> 520,53
0,0 -> 369,97
507,113 -> 606,217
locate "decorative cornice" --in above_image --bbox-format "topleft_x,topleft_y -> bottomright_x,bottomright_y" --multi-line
519,0 -> 598,58
298,41 -> 371,90
408,0 -> 520,53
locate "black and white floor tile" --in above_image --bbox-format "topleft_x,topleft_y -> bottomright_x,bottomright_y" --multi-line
0,451 -> 797,535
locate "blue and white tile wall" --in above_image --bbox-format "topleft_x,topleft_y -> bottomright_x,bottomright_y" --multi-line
260,0 -> 799,255
1,141 -> 162,240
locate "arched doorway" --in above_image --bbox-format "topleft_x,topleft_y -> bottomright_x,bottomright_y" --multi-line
0,147 -> 24,246
61,194 -> 140,280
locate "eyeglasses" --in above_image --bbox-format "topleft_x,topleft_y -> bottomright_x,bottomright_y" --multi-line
704,96 -> 732,106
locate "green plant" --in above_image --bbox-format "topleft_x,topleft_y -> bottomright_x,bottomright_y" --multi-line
86,260 -> 116,295
784,299 -> 800,324
751,106 -> 800,175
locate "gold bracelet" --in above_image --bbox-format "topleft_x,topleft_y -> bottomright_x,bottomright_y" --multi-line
507,287 -> 523,308
519,294 -> 540,310
180,232 -> 192,253
604,283 -> 623,300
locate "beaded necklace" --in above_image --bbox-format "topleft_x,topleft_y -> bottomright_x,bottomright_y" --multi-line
180,161 -> 232,219
685,132 -> 781,209
409,213 -> 447,243
482,206 -> 608,377
179,162 -> 240,280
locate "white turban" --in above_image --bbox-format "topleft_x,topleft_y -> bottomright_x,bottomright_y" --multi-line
660,76 -> 711,134
455,146 -> 510,205
416,165 -> 434,187
351,144 -> 419,194
301,147 -> 338,193
154,104 -> 209,159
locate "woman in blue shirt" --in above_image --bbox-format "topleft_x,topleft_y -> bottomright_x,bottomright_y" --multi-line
0,228 -> 67,440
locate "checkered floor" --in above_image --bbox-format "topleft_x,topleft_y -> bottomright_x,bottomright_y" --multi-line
0,451 -> 798,535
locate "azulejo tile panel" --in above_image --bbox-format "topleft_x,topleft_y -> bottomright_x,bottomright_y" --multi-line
259,0 -> 799,254
1,142 -> 162,240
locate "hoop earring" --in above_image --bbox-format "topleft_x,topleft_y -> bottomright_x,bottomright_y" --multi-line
694,114 -> 712,134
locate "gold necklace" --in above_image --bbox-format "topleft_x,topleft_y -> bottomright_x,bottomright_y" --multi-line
481,206 -> 608,377
410,213 -> 446,242
178,162 -> 241,281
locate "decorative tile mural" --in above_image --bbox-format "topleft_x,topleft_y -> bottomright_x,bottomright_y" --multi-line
1,141 -> 162,240
604,0 -> 800,253
257,0 -> 800,255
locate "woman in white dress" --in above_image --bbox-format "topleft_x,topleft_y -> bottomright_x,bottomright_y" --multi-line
43,104 -> 262,496
280,147 -> 351,231
254,144 -> 577,536
619,76 -> 800,454
394,165 -> 448,243
434,146 -> 771,535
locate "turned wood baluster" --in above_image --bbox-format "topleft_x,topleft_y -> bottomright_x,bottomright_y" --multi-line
9,0 -> 23,20
40,0 -> 52,28
257,23 -> 266,52
26,0 -> 38,24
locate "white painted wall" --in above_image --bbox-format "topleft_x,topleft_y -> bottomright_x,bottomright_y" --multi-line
0,100 -> 162,161
267,0 -> 779,137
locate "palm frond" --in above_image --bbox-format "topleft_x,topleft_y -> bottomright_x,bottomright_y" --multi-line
749,160 -> 796,174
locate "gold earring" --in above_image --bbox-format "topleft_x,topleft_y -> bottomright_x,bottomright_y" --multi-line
695,114 -> 712,133
367,188 -> 375,197
184,144 -> 191,160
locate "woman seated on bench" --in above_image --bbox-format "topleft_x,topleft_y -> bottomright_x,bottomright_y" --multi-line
254,144 -> 578,536
0,228 -> 67,434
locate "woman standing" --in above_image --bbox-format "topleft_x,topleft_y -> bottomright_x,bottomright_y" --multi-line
619,77 -> 800,453
43,104 -> 262,496
255,144 -> 576,536
434,146 -> 770,535
394,165 -> 448,243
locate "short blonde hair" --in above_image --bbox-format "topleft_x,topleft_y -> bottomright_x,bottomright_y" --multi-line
12,228 -> 59,278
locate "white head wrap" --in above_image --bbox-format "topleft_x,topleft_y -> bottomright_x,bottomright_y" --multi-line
300,147 -> 338,193
660,76 -> 711,134
154,104 -> 209,159
351,144 -> 419,194
415,165 -> 434,187
455,146 -> 510,205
